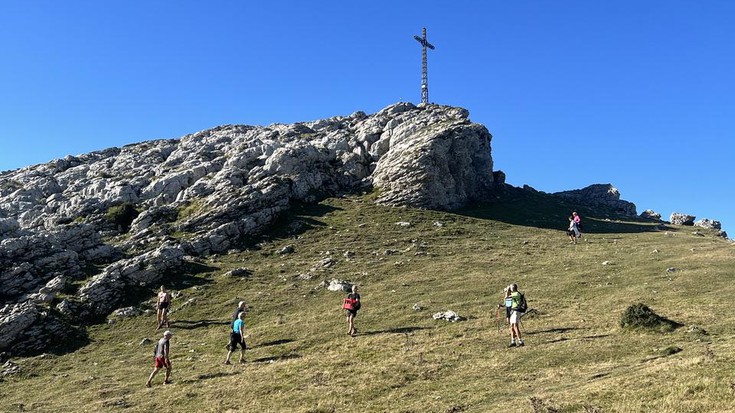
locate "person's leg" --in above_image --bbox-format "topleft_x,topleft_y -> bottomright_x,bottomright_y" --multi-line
347,313 -> 354,335
348,313 -> 357,335
164,363 -> 172,383
163,308 -> 170,327
146,367 -> 160,387
225,349 -> 233,364
512,324 -> 524,345
156,309 -> 163,329
239,347 -> 245,363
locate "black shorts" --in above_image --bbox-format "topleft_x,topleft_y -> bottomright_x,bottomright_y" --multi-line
346,309 -> 358,317
229,332 -> 246,350
158,302 -> 169,310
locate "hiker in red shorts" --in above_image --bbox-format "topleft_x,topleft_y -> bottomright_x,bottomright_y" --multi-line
146,330 -> 172,387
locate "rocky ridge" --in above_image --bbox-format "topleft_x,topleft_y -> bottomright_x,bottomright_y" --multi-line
1,103 -> 498,355
1,102 -> 722,356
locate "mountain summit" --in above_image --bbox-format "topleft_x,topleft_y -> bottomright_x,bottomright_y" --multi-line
1,102 -> 498,355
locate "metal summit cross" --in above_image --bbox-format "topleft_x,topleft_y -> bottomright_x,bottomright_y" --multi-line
413,27 -> 435,104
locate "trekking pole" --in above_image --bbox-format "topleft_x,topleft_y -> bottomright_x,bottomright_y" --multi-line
495,305 -> 502,332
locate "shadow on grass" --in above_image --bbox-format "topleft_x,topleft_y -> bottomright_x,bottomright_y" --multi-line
251,353 -> 301,363
362,326 -> 432,336
181,371 -> 240,383
457,187 -> 662,235
525,327 -> 583,336
257,339 -> 295,348
173,319 -> 230,330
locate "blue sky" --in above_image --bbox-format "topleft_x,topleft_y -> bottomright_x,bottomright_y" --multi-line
1,1 -> 733,233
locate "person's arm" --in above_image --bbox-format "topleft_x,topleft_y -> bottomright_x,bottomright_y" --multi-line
239,324 -> 246,343
164,341 -> 170,360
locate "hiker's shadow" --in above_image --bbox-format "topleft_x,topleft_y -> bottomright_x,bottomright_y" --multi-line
257,339 -> 295,348
173,319 -> 230,330
524,327 -> 582,336
362,326 -> 432,336
181,371 -> 240,383
251,353 -> 302,363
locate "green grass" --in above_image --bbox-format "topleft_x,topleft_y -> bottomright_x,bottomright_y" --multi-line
2,193 -> 734,412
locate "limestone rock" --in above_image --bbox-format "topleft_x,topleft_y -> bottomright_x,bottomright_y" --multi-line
553,184 -> 637,216
432,310 -> 463,322
640,209 -> 662,220
694,218 -> 721,230
325,279 -> 353,292
670,213 -> 695,226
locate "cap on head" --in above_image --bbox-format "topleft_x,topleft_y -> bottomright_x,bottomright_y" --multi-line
163,330 -> 173,337
238,301 -> 245,308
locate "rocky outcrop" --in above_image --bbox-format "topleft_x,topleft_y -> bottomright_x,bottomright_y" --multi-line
694,218 -> 721,230
0,103 -> 496,355
640,210 -> 662,220
371,104 -> 494,209
670,213 -> 696,226
552,184 -> 637,216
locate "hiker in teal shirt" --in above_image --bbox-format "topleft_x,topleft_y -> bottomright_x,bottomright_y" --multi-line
224,312 -> 247,364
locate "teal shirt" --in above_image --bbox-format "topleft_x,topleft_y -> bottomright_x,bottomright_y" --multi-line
233,319 -> 244,334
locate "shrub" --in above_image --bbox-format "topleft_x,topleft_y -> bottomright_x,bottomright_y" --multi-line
620,303 -> 682,332
105,203 -> 139,232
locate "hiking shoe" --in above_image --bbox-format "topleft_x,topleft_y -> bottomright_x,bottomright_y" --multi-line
224,361 -> 231,365
145,382 -> 152,388
518,342 -> 525,347
164,380 -> 172,385
508,342 -> 516,348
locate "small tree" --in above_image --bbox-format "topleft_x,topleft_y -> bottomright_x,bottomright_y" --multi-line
105,203 -> 139,232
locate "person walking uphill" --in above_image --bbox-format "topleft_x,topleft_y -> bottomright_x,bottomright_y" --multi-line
146,330 -> 173,387
343,285 -> 361,337
567,216 -> 580,244
224,312 -> 247,365
508,284 -> 525,347
156,286 -> 171,330
573,211 -> 583,238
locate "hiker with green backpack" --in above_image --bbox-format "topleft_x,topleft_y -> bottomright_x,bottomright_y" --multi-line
507,284 -> 527,347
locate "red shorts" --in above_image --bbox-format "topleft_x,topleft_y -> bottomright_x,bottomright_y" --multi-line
154,357 -> 170,369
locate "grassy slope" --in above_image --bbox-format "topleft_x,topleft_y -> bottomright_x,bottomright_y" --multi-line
2,194 -> 734,413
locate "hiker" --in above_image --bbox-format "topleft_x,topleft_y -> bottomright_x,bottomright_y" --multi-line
231,301 -> 246,324
508,284 -> 525,347
224,301 -> 246,350
344,285 -> 361,337
503,286 -> 513,324
146,330 -> 173,387
567,216 -> 580,244
572,212 -> 583,237
156,286 -> 171,330
225,312 -> 247,364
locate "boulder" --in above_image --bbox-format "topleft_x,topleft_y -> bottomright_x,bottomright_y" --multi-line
694,219 -> 721,230
640,209 -> 662,220
432,310 -> 464,322
670,213 -> 696,226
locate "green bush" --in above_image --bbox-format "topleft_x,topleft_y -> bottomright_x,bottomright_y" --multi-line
105,203 -> 139,232
620,303 -> 682,332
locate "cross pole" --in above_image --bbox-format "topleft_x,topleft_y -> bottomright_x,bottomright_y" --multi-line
413,27 -> 435,104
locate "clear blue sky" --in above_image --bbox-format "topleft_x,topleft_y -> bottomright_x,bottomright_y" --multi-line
1,1 -> 733,233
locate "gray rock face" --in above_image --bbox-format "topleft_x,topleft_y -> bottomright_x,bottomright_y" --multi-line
694,218 -> 721,230
553,184 -> 637,216
670,213 -> 696,226
640,209 -> 662,220
0,103 -> 495,355
372,105 -> 495,209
